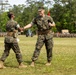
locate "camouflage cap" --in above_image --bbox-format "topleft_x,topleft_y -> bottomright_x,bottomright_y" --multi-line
38,7 -> 45,11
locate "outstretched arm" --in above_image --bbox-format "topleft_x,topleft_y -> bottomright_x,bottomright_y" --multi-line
19,23 -> 32,32
24,23 -> 32,30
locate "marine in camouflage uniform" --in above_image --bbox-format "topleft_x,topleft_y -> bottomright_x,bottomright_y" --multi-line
0,12 -> 27,69
31,15 -> 54,63
23,7 -> 55,66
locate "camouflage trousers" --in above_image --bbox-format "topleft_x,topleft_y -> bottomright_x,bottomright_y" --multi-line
32,32 -> 53,62
0,43 -> 22,64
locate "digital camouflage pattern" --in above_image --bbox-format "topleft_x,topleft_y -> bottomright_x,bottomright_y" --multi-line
31,15 -> 54,62
32,15 -> 54,31
0,19 -> 23,64
0,43 -> 22,64
6,20 -> 18,32
5,19 -> 18,43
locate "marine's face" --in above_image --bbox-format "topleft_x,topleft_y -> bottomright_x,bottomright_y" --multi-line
38,9 -> 45,16
12,14 -> 15,19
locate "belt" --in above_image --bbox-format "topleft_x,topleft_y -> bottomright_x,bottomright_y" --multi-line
7,32 -> 14,36
38,30 -> 50,35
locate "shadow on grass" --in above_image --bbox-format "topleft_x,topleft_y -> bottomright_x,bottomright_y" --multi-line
4,62 -> 18,68
24,60 -> 31,65
24,60 -> 45,65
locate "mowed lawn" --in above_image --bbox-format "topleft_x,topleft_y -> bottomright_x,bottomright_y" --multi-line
0,35 -> 76,75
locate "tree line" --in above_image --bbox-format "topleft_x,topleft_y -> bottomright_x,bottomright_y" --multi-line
0,0 -> 76,33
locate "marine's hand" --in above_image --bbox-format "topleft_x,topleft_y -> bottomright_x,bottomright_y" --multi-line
18,28 -> 24,32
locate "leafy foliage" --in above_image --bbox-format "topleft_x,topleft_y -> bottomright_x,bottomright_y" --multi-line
0,0 -> 76,33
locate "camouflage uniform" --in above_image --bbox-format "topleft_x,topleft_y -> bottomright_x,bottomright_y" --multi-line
0,19 -> 22,64
31,15 -> 54,62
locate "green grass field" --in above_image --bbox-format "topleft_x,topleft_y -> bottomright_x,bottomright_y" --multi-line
0,35 -> 76,75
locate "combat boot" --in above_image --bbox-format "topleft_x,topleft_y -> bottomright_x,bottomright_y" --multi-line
30,61 -> 35,67
45,62 -> 51,66
0,61 -> 6,69
18,63 -> 27,68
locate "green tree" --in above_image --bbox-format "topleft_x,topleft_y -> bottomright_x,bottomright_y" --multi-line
0,12 -> 8,32
51,0 -> 76,33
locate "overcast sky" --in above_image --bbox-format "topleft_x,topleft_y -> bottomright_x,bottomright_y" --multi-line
9,0 -> 54,6
9,0 -> 26,6
8,0 -> 54,8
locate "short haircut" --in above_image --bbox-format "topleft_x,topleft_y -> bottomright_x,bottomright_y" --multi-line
38,7 -> 44,10
7,12 -> 14,19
